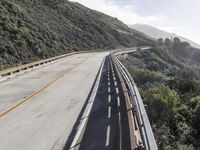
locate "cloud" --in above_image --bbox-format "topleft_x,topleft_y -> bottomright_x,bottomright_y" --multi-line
69,0 -> 200,44
70,0 -> 164,25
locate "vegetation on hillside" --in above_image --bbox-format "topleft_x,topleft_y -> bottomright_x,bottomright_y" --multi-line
0,0 -> 153,70
121,38 -> 200,149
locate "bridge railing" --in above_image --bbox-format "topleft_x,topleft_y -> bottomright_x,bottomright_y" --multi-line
0,51 -> 87,81
111,48 -> 158,150
0,49 -> 111,81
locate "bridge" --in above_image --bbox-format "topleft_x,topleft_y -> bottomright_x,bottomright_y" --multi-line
0,48 -> 157,150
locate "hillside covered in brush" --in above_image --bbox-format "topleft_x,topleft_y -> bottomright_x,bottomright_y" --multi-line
121,38 -> 200,149
0,0 -> 153,69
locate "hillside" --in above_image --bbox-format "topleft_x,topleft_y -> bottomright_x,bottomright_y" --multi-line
121,39 -> 200,149
0,0 -> 153,70
131,24 -> 200,49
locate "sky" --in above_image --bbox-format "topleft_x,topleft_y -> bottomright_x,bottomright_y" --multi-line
70,0 -> 200,44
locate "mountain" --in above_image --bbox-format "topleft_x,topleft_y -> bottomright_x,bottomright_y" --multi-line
0,0 -> 154,70
131,24 -> 200,49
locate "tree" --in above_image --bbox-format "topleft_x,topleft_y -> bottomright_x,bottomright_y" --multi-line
164,38 -> 172,47
192,96 -> 200,135
157,38 -> 164,44
173,37 -> 181,43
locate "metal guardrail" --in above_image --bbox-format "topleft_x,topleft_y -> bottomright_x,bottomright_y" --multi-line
0,49 -> 112,80
0,51 -> 88,81
111,48 -> 158,150
0,47 -> 148,80
1,47 -> 157,149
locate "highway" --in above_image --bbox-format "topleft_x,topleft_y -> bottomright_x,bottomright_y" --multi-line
0,48 -> 157,150
0,52 -> 109,150
76,57 -> 131,150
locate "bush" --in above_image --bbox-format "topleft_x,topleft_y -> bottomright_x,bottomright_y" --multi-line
144,84 -> 179,124
129,67 -> 169,86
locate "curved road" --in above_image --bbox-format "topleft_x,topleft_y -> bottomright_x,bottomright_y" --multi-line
0,52 -> 109,150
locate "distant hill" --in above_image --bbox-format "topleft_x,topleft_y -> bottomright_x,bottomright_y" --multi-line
121,30 -> 200,150
131,24 -> 200,49
0,0 -> 153,69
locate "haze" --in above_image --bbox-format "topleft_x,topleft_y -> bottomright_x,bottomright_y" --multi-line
71,0 -> 200,44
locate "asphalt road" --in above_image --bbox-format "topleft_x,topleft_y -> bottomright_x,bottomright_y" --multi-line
78,57 -> 131,150
0,52 -> 109,150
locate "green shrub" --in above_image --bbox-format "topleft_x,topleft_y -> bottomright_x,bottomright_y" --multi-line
144,84 -> 179,123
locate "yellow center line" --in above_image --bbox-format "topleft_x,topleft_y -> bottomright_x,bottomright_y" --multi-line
0,54 -> 95,118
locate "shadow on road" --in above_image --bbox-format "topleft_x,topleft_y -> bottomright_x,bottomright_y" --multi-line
64,56 -> 131,150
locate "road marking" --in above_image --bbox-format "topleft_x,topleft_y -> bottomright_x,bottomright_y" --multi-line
108,77 -> 110,81
108,106 -> 111,118
106,125 -> 110,147
70,57 -> 105,150
118,112 -> 122,150
108,61 -> 110,72
116,87 -> 119,94
108,95 -> 111,103
0,55 -> 93,118
114,81 -> 117,86
117,96 -> 120,107
113,77 -> 116,81
108,81 -> 110,86
108,87 -> 111,93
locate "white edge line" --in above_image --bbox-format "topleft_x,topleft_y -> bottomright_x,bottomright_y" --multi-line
70,57 -> 106,149
106,125 -> 111,147
108,95 -> 111,103
116,87 -> 119,94
117,96 -> 120,107
108,106 -> 111,118
108,87 -> 111,93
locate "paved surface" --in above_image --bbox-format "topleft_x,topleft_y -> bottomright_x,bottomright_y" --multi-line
0,52 -> 109,150
78,57 -> 131,150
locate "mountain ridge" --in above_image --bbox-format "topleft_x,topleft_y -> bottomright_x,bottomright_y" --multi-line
131,24 -> 200,49
0,0 -> 153,70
